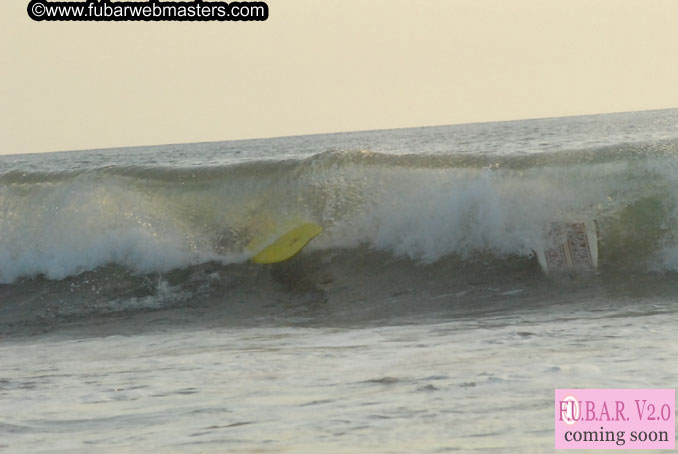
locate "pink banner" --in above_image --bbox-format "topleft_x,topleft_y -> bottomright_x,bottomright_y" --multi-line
555,389 -> 675,449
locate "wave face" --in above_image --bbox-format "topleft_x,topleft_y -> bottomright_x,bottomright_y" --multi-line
2,140 -> 678,286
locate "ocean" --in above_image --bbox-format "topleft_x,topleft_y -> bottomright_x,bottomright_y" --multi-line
1,109 -> 677,453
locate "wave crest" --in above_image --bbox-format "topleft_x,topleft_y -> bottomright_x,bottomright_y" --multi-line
1,143 -> 678,283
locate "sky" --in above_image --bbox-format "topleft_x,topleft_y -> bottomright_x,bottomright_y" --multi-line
2,0 -> 678,155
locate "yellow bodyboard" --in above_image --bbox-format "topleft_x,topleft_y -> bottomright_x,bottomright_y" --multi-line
251,222 -> 322,264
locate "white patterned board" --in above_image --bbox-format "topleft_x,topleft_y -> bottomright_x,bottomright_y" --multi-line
535,221 -> 598,276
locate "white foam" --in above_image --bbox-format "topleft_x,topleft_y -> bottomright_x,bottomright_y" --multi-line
0,176 -> 234,284
314,162 -> 628,263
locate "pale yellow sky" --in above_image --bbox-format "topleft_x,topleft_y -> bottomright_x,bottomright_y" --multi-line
2,0 -> 678,155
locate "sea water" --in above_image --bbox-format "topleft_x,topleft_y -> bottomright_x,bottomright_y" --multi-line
1,109 -> 677,453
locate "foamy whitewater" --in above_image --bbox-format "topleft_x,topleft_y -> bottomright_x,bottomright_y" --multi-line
1,109 -> 678,453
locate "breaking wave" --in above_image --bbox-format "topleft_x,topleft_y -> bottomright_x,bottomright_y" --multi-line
1,140 -> 678,286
